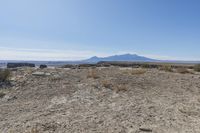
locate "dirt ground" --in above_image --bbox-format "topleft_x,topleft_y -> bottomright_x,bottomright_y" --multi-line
1,67 -> 200,133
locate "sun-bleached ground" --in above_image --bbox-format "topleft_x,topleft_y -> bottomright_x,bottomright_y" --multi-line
1,67 -> 200,133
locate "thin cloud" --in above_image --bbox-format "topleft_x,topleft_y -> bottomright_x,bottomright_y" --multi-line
0,47 -> 109,61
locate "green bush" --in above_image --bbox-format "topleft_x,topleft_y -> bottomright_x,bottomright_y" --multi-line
194,64 -> 200,72
0,69 -> 11,82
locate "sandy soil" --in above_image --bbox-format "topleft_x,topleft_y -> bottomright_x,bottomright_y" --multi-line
1,67 -> 200,133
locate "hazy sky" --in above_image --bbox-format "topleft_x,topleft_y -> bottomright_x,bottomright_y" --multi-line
0,0 -> 200,61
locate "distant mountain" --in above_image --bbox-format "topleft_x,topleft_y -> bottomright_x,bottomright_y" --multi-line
83,54 -> 157,63
1,54 -> 199,68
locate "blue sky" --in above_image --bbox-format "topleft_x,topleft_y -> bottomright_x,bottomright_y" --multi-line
0,0 -> 200,61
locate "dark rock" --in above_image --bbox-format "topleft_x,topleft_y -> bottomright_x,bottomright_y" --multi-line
7,63 -> 35,68
40,64 -> 47,69
139,127 -> 152,132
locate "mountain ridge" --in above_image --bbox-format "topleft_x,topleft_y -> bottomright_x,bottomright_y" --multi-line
83,54 -> 157,63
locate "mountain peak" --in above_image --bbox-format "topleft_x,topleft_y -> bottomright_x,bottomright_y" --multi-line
84,54 -> 156,63
90,56 -> 98,59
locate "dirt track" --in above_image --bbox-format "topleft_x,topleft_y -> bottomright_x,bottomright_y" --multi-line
1,67 -> 200,133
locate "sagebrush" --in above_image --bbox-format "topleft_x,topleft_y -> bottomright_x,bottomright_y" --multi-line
87,69 -> 99,79
159,65 -> 173,72
194,64 -> 200,72
176,68 -> 191,74
0,69 -> 11,82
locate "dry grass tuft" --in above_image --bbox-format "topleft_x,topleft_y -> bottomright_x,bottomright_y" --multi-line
131,68 -> 146,75
176,68 -> 191,74
102,80 -> 112,88
101,79 -> 128,92
194,64 -> 200,72
141,64 -> 151,68
9,127 -> 39,133
30,127 -> 39,133
48,74 -> 62,81
122,68 -> 146,75
0,69 -> 11,82
87,69 -> 99,79
115,84 -> 128,92
159,65 -> 173,72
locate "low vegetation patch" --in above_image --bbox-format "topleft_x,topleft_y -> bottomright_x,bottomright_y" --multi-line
48,74 -> 62,81
131,68 -> 146,75
141,64 -> 151,68
102,80 -> 112,88
122,68 -> 146,75
176,68 -> 191,74
0,92 -> 6,98
101,80 -> 127,92
159,65 -> 173,72
194,64 -> 200,72
0,69 -> 11,82
87,69 -> 99,79
115,84 -> 128,92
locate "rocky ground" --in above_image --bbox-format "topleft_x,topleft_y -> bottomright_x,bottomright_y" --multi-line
1,67 -> 200,133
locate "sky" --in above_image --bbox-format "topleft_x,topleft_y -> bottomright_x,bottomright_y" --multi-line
0,0 -> 200,61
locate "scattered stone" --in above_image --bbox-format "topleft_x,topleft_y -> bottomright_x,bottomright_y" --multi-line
2,95 -> 17,101
7,96 -> 17,101
1,67 -> 200,132
32,72 -> 51,77
45,73 -> 51,76
32,72 -> 46,76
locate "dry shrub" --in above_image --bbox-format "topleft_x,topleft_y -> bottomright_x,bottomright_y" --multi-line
131,68 -> 146,75
24,127 -> 39,133
25,68 -> 34,75
101,80 -> 127,92
159,65 -> 173,72
176,68 -> 191,74
87,69 -> 99,79
0,92 -> 6,98
141,64 -> 151,68
102,80 -> 112,88
115,84 -> 128,92
194,64 -> 200,72
123,68 -> 146,75
0,69 -> 11,82
48,74 -> 62,81
30,127 -> 39,133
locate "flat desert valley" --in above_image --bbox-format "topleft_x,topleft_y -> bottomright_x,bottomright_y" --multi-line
1,65 -> 200,133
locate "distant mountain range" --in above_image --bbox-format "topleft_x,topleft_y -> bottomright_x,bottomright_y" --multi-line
1,54 -> 200,68
83,54 -> 156,63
